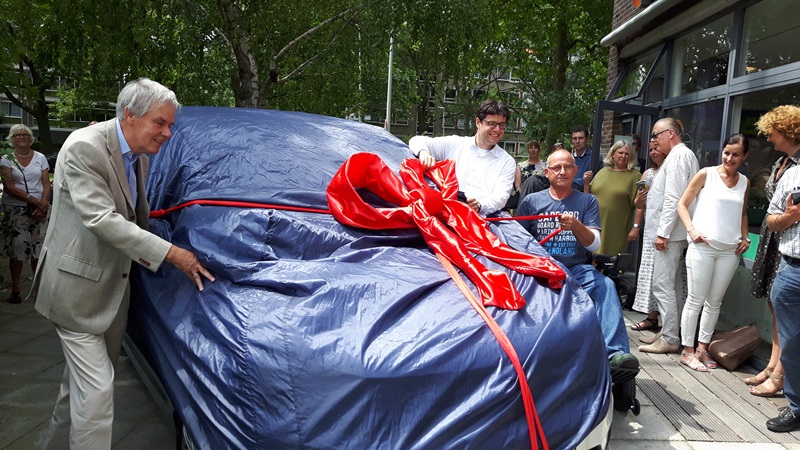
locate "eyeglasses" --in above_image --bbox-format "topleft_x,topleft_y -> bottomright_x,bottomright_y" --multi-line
482,120 -> 507,130
650,129 -> 671,140
547,164 -> 575,173
13,133 -> 31,138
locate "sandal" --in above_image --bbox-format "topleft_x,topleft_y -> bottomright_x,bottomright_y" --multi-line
744,368 -> 772,386
697,350 -> 718,369
750,374 -> 784,397
631,317 -> 659,331
681,352 -> 708,372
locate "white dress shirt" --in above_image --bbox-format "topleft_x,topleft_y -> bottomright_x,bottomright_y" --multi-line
645,142 -> 699,242
408,135 -> 516,215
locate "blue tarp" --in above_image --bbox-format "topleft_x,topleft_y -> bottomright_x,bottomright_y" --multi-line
130,106 -> 611,449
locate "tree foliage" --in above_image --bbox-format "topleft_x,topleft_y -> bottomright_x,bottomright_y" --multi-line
0,0 -> 614,152
502,0 -> 613,149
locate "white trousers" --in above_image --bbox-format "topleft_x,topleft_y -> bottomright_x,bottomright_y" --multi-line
42,293 -> 128,450
681,242 -> 740,346
651,239 -> 687,345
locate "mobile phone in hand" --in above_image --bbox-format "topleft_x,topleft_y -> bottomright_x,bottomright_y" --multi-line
791,188 -> 800,205
636,180 -> 647,192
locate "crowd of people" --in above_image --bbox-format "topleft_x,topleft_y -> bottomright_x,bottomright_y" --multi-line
4,88 -> 800,442
411,99 -> 800,434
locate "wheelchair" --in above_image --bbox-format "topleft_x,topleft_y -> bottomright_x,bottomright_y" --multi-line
593,252 -> 641,416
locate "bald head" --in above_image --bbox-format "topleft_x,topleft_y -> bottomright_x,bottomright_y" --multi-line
651,118 -> 683,153
547,149 -> 575,166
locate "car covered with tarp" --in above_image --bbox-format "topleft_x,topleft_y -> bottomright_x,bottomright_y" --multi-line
126,106 -> 612,449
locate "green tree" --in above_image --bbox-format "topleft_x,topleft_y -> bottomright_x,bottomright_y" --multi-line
0,0 -> 62,152
502,0 -> 613,148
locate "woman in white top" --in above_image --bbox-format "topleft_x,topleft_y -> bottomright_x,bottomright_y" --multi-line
676,134 -> 750,371
0,124 -> 51,304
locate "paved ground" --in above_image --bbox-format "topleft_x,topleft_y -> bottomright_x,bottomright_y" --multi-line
0,264 -> 173,450
0,260 -> 797,449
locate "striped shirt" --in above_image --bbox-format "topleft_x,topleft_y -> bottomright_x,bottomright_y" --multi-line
767,165 -> 800,259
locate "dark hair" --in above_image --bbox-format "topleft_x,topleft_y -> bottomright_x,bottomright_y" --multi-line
476,99 -> 510,122
571,125 -> 588,138
630,133 -> 641,145
526,139 -> 540,150
725,133 -> 749,154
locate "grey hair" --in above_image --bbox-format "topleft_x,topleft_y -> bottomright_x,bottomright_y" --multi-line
116,78 -> 180,120
6,124 -> 33,145
603,140 -> 638,170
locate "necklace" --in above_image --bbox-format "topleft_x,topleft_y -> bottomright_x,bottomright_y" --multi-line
14,151 -> 32,159
720,168 -> 738,188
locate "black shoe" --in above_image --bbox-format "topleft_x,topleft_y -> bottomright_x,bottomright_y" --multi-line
767,406 -> 800,432
7,292 -> 21,304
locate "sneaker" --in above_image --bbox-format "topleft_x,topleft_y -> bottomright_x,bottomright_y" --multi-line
638,331 -> 662,344
767,406 -> 800,432
638,337 -> 680,354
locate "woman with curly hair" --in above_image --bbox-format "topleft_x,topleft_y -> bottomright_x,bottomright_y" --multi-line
746,105 -> 800,396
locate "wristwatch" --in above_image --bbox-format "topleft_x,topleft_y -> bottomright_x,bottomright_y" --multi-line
744,236 -> 751,243
633,223 -> 640,228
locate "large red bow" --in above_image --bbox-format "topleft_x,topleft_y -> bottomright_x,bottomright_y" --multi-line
326,153 -> 565,310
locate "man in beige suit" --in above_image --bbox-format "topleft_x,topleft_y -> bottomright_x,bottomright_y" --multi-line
31,78 -> 215,449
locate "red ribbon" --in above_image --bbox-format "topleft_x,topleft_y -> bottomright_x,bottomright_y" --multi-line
326,153 -> 565,310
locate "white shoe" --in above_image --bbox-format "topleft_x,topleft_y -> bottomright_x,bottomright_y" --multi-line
638,331 -> 662,344
638,337 -> 680,354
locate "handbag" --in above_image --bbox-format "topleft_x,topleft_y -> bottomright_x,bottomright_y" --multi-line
707,323 -> 761,371
12,160 -> 38,217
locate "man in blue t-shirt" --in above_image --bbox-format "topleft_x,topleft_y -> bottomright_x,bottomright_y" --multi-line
518,149 -> 638,374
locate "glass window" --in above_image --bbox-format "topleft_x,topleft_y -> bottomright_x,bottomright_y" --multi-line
616,51 -> 657,99
665,99 -> 725,168
738,0 -> 800,76
1,100 -> 22,118
670,15 -> 733,96
733,84 -> 800,221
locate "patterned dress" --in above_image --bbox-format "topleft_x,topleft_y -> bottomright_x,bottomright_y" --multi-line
632,168 -> 688,314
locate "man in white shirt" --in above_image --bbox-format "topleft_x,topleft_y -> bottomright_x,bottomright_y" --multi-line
639,118 -> 699,354
409,99 -> 516,215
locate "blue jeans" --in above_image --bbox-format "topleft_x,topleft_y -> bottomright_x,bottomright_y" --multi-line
569,264 -> 630,358
772,257 -> 800,414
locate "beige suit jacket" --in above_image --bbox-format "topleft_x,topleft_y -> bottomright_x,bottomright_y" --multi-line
31,119 -> 172,334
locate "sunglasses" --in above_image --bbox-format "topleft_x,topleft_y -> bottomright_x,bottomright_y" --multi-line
650,129 -> 671,140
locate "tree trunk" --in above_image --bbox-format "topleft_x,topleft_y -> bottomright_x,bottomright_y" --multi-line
33,91 -> 53,153
217,0 -> 260,108
545,13 -> 569,146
